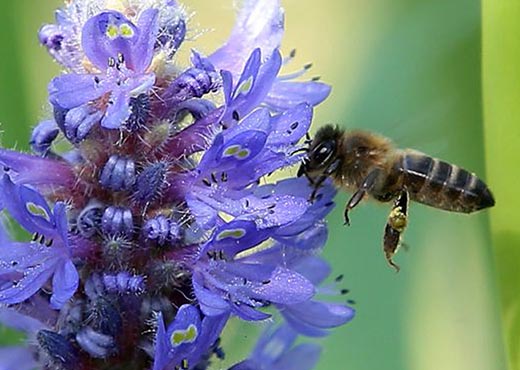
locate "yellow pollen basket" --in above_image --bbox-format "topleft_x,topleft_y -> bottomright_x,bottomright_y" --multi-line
170,324 -> 198,347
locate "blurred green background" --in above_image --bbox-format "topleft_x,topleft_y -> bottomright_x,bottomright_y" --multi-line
0,0 -> 518,369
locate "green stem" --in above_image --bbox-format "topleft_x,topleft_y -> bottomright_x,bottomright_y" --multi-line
482,1 -> 520,369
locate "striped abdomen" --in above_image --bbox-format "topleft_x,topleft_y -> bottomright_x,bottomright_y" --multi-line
400,151 -> 495,213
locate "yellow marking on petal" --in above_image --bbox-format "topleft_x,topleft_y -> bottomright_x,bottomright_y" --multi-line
236,149 -> 250,159
236,239 -> 274,260
106,24 -> 120,39
216,228 -> 246,241
185,325 -> 197,341
223,145 -> 240,157
236,76 -> 254,96
119,23 -> 134,38
26,203 -> 51,222
223,145 -> 250,159
170,324 -> 198,347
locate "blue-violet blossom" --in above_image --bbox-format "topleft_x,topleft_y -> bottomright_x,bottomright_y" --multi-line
0,1 -> 354,369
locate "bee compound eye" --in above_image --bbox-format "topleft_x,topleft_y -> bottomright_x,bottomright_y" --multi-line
313,140 -> 335,164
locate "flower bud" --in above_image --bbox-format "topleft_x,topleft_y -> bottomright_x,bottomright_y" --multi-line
30,120 -> 59,155
134,162 -> 167,204
143,215 -> 182,245
77,201 -> 104,238
102,206 -> 134,237
100,155 -> 136,191
103,272 -> 145,294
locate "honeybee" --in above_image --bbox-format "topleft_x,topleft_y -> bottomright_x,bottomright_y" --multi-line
298,124 -> 495,271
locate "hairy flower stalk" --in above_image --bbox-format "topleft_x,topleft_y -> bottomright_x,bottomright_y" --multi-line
0,1 -> 354,369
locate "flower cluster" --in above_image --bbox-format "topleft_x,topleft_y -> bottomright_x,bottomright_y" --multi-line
0,1 -> 354,369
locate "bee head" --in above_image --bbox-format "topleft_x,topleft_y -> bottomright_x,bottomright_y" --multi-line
298,125 -> 341,177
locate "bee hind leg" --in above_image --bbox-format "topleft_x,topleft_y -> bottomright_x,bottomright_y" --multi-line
383,189 -> 409,272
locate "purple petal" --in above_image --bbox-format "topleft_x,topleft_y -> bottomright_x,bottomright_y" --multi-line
82,11 -> 139,70
275,221 -> 329,251
49,73 -> 108,109
192,273 -> 229,316
209,0 -> 284,79
281,311 -> 327,337
0,260 -> 55,305
251,325 -> 297,364
291,256 -> 331,285
101,90 -> 131,129
221,70 -> 234,106
267,103 -> 313,147
216,130 -> 268,169
281,301 -> 355,337
224,51 -> 282,123
50,260 -> 79,309
265,81 -> 331,111
0,149 -> 74,187
186,313 -> 229,365
185,195 -> 217,229
129,9 -> 159,72
0,347 -> 37,370
250,267 -> 315,305
0,174 -> 56,235
166,304 -> 201,348
231,301 -> 271,321
255,195 -> 308,229
274,343 -> 321,370
221,262 -> 275,283
227,107 -> 272,134
153,312 -> 171,370
0,307 -> 47,334
234,48 -> 261,96
208,220 -> 270,257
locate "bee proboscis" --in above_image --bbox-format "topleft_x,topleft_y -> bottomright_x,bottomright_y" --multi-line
299,125 -> 495,271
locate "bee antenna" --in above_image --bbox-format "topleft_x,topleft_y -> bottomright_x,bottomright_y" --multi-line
305,132 -> 311,141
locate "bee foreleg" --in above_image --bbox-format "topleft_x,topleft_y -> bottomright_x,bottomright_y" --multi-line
383,190 -> 409,272
309,159 -> 341,202
310,175 -> 327,201
344,169 -> 381,225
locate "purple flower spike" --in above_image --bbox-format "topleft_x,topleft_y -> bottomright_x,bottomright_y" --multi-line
1,1 -> 353,369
